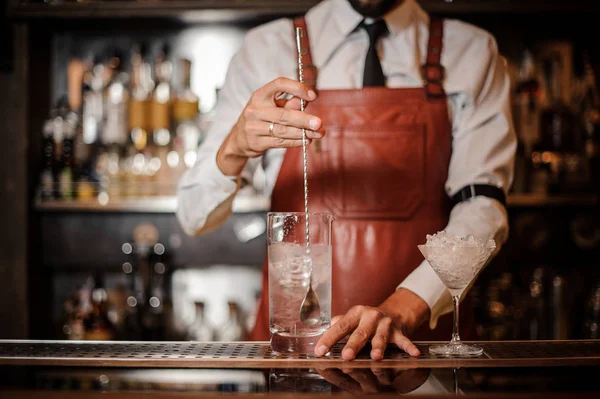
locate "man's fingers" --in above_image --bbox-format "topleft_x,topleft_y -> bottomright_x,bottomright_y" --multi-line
257,107 -> 322,132
371,368 -> 394,387
256,120 -> 323,140
258,77 -> 317,103
329,315 -> 348,344
274,96 -> 302,110
341,308 -> 381,360
316,368 -> 362,395
315,311 -> 361,357
370,317 -> 392,360
345,369 -> 381,394
392,331 -> 420,357
265,136 -> 311,149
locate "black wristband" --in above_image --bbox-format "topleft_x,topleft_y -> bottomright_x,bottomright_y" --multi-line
450,184 -> 506,207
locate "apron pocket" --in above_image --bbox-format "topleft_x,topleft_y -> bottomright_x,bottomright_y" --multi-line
320,123 -> 426,219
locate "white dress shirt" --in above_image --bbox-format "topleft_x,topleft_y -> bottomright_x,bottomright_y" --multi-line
176,0 -> 517,329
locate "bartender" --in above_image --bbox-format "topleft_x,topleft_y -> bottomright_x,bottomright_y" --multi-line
177,0 -> 516,360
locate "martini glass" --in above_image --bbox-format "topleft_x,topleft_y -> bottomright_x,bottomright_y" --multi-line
418,232 -> 496,356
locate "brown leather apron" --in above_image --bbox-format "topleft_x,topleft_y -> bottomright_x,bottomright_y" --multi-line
249,16 -> 475,342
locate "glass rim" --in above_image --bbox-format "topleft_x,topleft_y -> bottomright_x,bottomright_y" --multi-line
267,211 -> 334,217
417,243 -> 496,250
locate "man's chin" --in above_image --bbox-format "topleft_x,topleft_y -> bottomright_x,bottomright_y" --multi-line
347,0 -> 402,18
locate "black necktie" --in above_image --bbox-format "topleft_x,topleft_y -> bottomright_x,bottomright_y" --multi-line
361,19 -> 389,87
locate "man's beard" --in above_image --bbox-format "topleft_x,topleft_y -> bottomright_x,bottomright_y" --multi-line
347,0 -> 403,18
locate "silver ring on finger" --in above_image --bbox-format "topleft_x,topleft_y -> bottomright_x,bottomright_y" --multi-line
268,122 -> 276,137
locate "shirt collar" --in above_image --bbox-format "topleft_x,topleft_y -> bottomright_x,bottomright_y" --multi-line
309,0 -> 419,69
330,0 -> 417,37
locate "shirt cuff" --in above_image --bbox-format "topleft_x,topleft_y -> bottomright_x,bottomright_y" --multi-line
397,260 -> 452,330
206,150 -> 241,190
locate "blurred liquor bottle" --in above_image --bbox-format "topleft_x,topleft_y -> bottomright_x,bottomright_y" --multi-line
84,272 -> 117,340
528,267 -> 549,340
215,301 -> 248,341
141,243 -> 169,340
188,301 -> 214,341
101,48 -> 130,199
125,42 -> 153,198
40,119 -> 55,200
122,255 -> 143,340
39,40 -> 205,202
536,52 -> 580,193
57,112 -> 77,200
512,47 -> 542,194
58,297 -> 84,340
150,43 -> 174,196
575,51 -> 600,191
173,57 -> 202,174
583,281 -> 600,339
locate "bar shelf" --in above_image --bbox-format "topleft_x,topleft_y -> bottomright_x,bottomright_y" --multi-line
35,193 -> 271,213
34,193 -> 596,213
8,0 -> 600,20
506,193 -> 598,208
8,0 -> 320,19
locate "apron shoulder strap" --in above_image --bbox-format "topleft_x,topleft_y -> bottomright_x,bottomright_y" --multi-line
292,17 -> 318,90
422,16 -> 446,99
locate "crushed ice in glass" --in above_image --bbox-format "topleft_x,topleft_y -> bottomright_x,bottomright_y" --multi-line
420,230 -> 496,291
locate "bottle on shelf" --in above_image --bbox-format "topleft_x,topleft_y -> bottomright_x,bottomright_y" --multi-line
550,274 -> 569,339
124,42 -> 153,198
162,298 -> 184,341
50,102 -> 65,198
575,51 -> 600,191
215,301 -> 248,342
67,294 -> 86,341
58,112 -> 76,200
528,267 -> 548,340
81,53 -> 106,150
101,48 -> 130,199
583,281 -> 600,339
67,54 -> 85,115
123,261 -> 143,341
539,53 -> 578,152
536,52 -> 584,193
173,57 -> 202,172
245,290 -> 262,334
150,43 -> 174,196
187,301 -> 214,341
141,243 -> 168,340
40,119 -> 56,200
513,47 -> 542,194
58,298 -> 75,339
84,272 -> 116,341
67,53 -> 96,200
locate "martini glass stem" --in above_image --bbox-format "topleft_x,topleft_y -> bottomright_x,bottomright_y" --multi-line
451,295 -> 461,344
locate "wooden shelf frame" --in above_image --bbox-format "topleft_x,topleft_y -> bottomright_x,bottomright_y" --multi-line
8,0 -> 320,19
7,0 -> 600,20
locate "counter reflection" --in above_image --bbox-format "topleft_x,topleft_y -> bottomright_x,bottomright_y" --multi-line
269,368 -> 457,395
4,365 -> 600,395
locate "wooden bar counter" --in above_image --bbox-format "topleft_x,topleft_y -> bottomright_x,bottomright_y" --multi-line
1,340 -> 600,397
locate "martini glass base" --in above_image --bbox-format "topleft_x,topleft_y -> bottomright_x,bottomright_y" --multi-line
429,343 -> 483,357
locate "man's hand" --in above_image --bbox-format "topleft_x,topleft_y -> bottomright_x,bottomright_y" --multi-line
217,77 -> 324,176
314,288 -> 430,360
317,368 -> 431,395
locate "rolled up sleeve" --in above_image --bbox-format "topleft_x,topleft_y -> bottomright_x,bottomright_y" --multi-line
176,33 -> 264,236
398,31 -> 517,329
